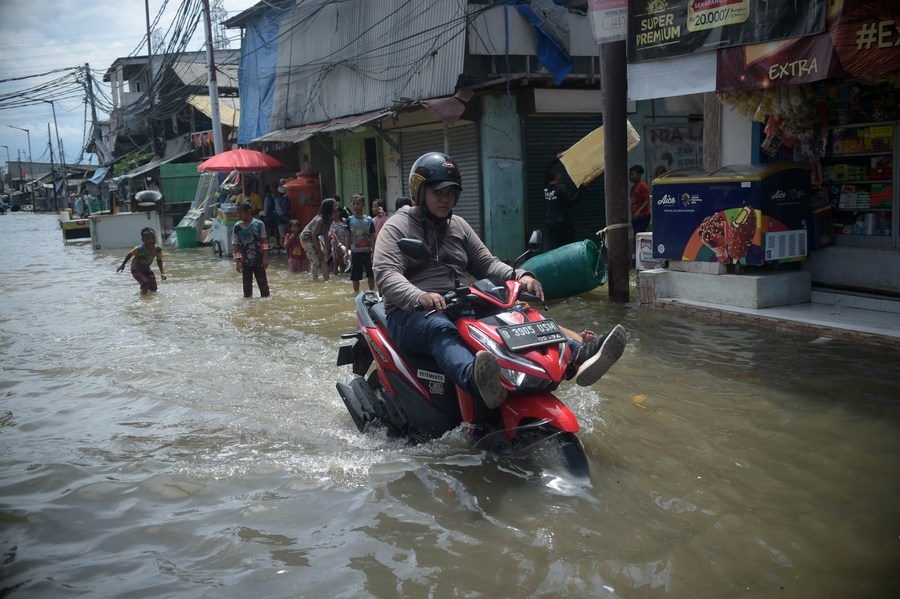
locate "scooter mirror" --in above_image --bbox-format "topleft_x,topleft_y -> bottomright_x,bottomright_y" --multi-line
397,238 -> 430,260
528,230 -> 543,250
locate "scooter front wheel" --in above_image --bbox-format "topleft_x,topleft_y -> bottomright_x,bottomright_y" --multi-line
555,432 -> 590,479
512,429 -> 590,479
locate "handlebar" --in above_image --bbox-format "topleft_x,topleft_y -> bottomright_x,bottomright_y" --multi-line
424,281 -> 547,316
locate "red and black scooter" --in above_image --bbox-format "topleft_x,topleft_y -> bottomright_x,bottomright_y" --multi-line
336,233 -> 592,475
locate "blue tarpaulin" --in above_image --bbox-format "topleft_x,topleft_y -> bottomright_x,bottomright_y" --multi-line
513,0 -> 573,86
236,4 -> 285,145
88,166 -> 110,185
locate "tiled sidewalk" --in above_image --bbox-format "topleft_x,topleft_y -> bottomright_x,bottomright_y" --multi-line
650,290 -> 900,349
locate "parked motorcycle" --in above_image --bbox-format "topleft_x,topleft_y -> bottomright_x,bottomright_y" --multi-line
336,232 -> 596,476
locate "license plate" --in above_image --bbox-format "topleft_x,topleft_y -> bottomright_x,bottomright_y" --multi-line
497,319 -> 566,351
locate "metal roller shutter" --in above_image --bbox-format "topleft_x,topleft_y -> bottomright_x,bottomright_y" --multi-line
400,124 -> 482,235
523,116 -> 606,244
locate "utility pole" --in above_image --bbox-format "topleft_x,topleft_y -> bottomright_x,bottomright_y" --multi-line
0,144 -> 9,193
84,63 -> 111,165
600,40 -> 630,302
47,124 -> 59,212
144,0 -> 158,156
201,0 -> 225,155
17,148 -> 22,194
48,100 -> 68,204
6,125 -> 34,207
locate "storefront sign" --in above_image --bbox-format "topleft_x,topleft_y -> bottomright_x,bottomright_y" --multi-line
628,0 -> 826,62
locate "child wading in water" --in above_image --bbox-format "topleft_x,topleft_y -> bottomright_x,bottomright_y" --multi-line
284,219 -> 307,273
116,227 -> 166,294
232,201 -> 270,297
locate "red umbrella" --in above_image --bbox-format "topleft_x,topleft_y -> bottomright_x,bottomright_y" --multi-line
197,148 -> 286,173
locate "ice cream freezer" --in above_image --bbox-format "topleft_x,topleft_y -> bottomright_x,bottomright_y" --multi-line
650,163 -> 812,268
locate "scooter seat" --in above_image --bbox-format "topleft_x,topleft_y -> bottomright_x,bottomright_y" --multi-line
368,301 -> 437,364
369,301 -> 390,332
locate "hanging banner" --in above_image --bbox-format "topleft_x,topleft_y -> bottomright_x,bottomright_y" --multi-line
589,0 -> 628,44
628,0 -> 826,62
717,32 -> 842,92
717,0 -> 900,92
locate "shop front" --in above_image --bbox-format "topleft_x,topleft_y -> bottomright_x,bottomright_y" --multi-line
714,0 -> 900,294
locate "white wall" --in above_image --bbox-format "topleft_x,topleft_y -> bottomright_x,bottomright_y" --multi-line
721,105 -> 753,166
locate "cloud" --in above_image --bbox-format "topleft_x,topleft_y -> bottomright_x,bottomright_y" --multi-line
0,0 -> 255,168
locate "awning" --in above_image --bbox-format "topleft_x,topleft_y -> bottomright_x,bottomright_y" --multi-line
122,150 -> 193,179
252,123 -> 320,144
187,95 -> 241,129
251,109 -> 392,144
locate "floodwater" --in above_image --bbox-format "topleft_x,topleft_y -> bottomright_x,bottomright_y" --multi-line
1,212 -> 899,599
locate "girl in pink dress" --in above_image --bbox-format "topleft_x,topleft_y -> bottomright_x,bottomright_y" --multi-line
284,219 -> 307,273
371,198 -> 388,246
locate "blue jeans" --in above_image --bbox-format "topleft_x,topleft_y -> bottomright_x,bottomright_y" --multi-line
386,309 -> 476,395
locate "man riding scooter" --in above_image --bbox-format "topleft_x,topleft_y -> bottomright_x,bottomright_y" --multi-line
372,151 -> 627,411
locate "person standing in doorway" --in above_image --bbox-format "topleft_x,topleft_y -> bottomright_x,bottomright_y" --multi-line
629,164 -> 652,235
371,198 -> 388,246
232,201 -> 270,298
347,193 -> 375,292
261,184 -> 282,253
274,185 -> 292,251
543,161 -> 583,251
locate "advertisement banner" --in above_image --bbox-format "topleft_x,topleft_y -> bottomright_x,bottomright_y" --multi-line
829,0 -> 900,81
717,0 -> 900,91
628,0 -> 826,62
644,123 -> 704,180
717,32 -> 842,92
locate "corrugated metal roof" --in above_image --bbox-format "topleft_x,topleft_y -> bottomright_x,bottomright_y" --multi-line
250,109 -> 392,144
187,95 -> 241,129
272,0 -> 466,128
173,61 -> 239,89
123,150 -> 194,179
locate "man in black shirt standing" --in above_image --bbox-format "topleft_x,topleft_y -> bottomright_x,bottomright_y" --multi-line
543,161 -> 584,251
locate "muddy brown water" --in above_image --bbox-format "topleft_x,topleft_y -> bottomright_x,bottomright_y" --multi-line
1,213 -> 899,598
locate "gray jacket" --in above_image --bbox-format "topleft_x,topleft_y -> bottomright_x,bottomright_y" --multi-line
373,206 -> 530,313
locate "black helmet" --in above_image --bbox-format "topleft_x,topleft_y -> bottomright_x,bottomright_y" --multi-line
409,152 -> 462,204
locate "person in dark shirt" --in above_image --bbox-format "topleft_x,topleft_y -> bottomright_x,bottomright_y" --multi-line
543,161 -> 584,250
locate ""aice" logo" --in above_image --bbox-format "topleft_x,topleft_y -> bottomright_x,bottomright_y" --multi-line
658,194 -> 676,205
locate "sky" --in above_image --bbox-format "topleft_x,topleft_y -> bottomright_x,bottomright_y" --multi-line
0,0 -> 257,175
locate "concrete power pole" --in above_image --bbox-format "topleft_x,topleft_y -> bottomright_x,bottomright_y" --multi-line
600,40 -> 630,303
201,0 -> 225,155
84,63 -> 113,166
144,0 -> 159,157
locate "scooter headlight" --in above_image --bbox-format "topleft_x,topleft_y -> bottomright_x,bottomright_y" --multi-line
499,368 -> 552,389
